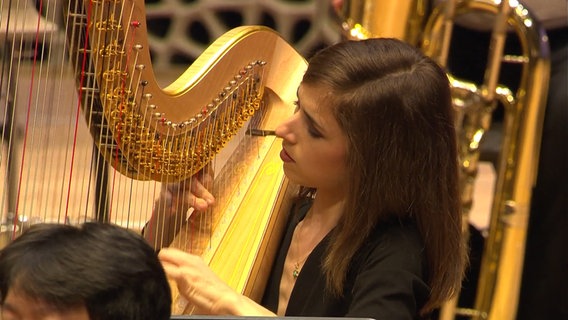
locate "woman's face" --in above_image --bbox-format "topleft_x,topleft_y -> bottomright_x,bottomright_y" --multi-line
275,83 -> 349,195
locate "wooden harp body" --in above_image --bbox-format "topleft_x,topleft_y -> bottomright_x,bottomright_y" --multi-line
65,0 -> 307,312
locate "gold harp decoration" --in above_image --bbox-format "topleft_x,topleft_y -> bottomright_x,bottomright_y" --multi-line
63,0 -> 306,313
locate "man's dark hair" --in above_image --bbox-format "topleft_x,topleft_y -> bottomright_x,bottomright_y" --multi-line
0,222 -> 171,319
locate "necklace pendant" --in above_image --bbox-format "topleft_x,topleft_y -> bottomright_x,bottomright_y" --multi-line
293,262 -> 300,279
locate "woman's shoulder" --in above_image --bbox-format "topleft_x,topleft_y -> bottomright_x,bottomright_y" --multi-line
377,217 -> 422,242
358,218 -> 425,271
347,218 -> 430,318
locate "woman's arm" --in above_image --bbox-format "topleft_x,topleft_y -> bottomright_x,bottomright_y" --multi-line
159,248 -> 277,316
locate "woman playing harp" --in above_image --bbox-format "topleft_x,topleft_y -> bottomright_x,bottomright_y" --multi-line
153,38 -> 467,319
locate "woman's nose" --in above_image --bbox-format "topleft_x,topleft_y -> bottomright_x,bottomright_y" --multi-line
274,121 -> 287,139
275,115 -> 295,142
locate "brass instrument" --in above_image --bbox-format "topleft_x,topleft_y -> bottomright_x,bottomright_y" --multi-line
335,0 -> 550,319
336,0 -> 428,46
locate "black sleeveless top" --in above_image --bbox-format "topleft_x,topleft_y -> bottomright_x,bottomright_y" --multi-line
261,201 -> 431,319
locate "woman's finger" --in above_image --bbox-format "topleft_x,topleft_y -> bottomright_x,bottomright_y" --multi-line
159,247 -> 194,264
190,177 -> 215,207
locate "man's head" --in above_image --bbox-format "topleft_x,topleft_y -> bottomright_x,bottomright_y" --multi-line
0,222 -> 171,319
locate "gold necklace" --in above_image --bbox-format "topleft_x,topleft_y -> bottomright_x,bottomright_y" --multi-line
292,219 -> 310,280
292,255 -> 309,279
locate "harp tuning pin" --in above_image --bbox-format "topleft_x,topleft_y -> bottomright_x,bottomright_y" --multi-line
207,103 -> 214,109
229,80 -> 237,86
213,97 -> 221,104
234,74 -> 243,80
131,21 -> 141,28
148,104 -> 156,109
171,123 -> 178,129
134,44 -> 143,51
136,64 -> 145,70
140,80 -> 148,86
259,60 -> 267,66
144,93 -> 153,99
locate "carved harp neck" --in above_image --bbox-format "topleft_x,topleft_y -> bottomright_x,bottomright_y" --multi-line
66,0 -> 307,182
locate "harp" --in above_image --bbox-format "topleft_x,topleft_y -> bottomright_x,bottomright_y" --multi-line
1,0 -> 306,313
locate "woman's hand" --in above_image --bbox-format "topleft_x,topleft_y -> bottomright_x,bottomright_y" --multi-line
164,168 -> 216,213
159,248 -> 276,316
143,167 -> 216,249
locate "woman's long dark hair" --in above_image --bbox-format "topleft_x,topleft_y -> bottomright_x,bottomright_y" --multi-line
301,38 -> 467,315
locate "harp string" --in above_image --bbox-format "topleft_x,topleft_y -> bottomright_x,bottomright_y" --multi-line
64,2 -> 97,222
42,0 -> 74,226
73,0 -> 101,223
0,0 -> 76,234
32,0 -> 54,224
16,0 -> 59,227
115,22 -> 137,225
40,0 -> 63,224
103,0 -> 124,222
14,0 -> 43,226
3,0 -> 22,231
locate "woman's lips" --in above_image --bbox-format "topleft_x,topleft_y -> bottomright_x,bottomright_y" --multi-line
280,148 -> 295,163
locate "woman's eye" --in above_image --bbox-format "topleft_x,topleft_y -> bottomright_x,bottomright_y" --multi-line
293,100 -> 322,138
308,126 -> 323,138
292,101 -> 299,113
